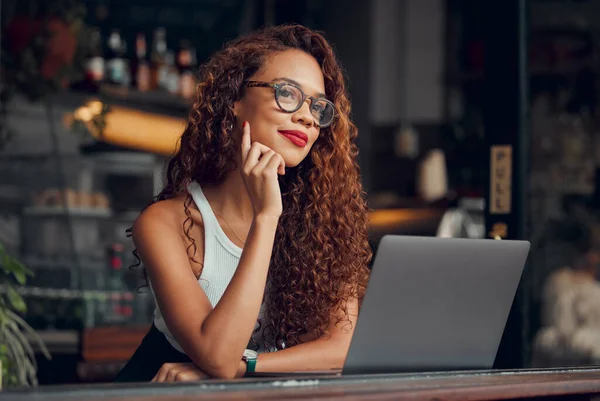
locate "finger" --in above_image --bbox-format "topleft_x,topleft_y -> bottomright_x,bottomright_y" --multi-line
176,371 -> 200,382
153,366 -> 168,383
166,368 -> 179,382
241,121 -> 251,165
266,153 -> 285,176
251,150 -> 277,175
244,142 -> 273,174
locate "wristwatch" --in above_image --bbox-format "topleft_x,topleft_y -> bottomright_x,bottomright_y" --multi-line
242,349 -> 258,374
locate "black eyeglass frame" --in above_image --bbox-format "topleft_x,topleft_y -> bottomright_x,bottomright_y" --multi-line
245,80 -> 335,128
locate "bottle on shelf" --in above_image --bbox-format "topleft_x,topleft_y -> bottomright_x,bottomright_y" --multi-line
104,243 -> 128,325
164,51 -> 179,95
85,28 -> 105,85
122,291 -> 134,323
150,27 -> 168,90
131,32 -> 151,92
106,29 -> 129,86
177,40 -> 196,100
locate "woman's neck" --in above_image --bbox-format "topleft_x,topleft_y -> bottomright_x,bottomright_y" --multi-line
202,169 -> 254,224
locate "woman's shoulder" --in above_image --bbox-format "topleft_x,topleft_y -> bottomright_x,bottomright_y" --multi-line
131,194 -> 206,278
133,194 -> 203,236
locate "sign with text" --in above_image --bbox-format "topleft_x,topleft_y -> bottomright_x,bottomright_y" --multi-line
490,145 -> 512,214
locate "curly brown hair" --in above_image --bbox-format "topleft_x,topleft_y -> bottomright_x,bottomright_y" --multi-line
132,24 -> 372,350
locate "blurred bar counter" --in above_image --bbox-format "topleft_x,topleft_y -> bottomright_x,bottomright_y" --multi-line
28,325 -> 150,384
369,208 -> 445,241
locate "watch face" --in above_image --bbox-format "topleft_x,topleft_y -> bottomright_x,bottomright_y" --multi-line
243,349 -> 258,359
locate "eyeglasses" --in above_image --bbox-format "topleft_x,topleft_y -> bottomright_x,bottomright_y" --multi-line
245,80 -> 335,128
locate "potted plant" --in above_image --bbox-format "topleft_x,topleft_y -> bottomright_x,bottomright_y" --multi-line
0,244 -> 50,388
0,0 -> 90,388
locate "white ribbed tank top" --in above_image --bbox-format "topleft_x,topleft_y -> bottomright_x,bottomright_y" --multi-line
152,182 -> 270,354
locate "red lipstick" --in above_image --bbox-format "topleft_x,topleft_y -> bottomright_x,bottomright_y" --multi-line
278,130 -> 308,147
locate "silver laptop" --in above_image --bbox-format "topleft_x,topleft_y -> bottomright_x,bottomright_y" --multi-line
342,235 -> 529,375
249,235 -> 529,377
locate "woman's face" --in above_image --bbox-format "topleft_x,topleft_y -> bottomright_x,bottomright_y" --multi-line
234,49 -> 327,168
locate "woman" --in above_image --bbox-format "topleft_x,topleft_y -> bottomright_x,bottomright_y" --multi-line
115,24 -> 372,382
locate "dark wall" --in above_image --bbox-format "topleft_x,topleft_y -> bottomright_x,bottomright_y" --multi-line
320,0 -> 372,191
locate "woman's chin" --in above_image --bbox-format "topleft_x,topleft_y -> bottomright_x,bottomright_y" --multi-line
275,149 -> 306,169
284,154 -> 310,169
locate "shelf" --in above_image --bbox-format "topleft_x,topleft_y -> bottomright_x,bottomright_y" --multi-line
80,148 -> 161,176
0,185 -> 24,212
99,84 -> 191,115
21,255 -> 106,269
0,285 -> 136,301
25,329 -> 79,354
0,145 -> 162,176
67,84 -> 191,118
23,206 -> 112,218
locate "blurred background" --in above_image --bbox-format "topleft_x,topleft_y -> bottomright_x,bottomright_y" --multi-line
1,0 -> 600,388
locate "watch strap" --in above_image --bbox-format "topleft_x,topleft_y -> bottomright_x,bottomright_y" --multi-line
245,357 -> 257,373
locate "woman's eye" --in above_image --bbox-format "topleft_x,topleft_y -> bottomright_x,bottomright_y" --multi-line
280,89 -> 292,97
312,103 -> 327,115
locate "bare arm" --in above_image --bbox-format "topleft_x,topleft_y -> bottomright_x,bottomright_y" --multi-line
152,295 -> 359,382
139,122 -> 286,379
135,204 -> 279,379
236,296 -> 360,376
150,263 -> 362,382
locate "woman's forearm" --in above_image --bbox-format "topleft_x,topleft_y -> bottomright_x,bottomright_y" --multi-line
257,339 -> 348,372
235,337 -> 350,377
197,214 -> 279,377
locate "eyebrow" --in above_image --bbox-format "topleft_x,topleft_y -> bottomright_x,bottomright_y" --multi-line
274,77 -> 327,99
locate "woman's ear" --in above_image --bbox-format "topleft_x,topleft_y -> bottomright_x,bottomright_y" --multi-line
233,99 -> 247,123
233,97 -> 242,118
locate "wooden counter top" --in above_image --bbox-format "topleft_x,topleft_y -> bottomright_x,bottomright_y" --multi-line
5,367 -> 600,400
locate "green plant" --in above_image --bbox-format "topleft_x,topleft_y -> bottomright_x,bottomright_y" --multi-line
0,243 -> 50,388
0,0 -> 90,387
